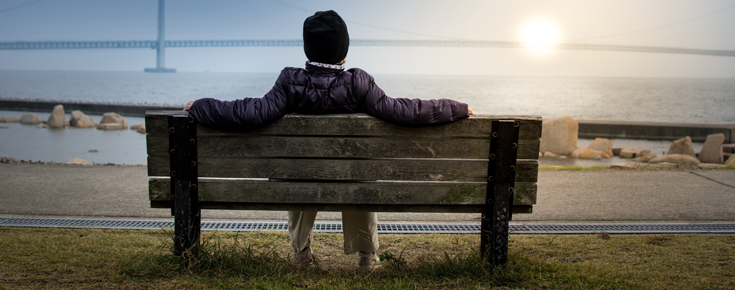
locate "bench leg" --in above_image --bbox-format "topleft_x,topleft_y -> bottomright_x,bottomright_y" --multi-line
169,115 -> 200,256
481,120 -> 519,267
174,179 -> 200,256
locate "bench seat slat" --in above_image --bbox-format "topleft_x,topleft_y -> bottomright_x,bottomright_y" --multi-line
147,157 -> 539,183
145,112 -> 542,139
147,134 -> 540,160
149,178 -> 537,206
149,201 -> 533,214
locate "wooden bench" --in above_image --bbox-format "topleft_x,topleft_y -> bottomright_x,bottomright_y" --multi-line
145,111 -> 541,266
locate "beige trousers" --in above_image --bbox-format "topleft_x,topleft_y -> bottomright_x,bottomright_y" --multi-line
288,211 -> 379,255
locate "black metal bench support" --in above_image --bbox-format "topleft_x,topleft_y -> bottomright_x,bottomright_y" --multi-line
481,120 -> 519,267
169,115 -> 200,256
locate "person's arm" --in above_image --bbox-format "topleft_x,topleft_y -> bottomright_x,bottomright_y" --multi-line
185,70 -> 291,131
354,70 -> 470,126
184,100 -> 195,111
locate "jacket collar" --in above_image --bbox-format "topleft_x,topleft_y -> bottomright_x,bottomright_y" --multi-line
305,61 -> 345,76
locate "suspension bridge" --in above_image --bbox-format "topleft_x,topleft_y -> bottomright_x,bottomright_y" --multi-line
1,0 -> 734,72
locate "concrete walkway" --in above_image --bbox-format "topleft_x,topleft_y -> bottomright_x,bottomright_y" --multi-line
1,163 -> 734,223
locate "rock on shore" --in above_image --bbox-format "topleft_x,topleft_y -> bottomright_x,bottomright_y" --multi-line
587,138 -> 613,157
571,147 -> 611,159
698,133 -> 725,164
726,155 -> 735,166
47,105 -> 66,129
130,123 -> 145,133
667,136 -> 696,157
0,117 -> 21,123
648,154 -> 701,165
540,115 -> 578,156
70,110 -> 97,128
619,148 -> 656,161
20,113 -> 40,125
65,157 -> 93,165
97,113 -> 128,130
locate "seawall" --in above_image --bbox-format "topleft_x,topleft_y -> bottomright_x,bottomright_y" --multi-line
578,120 -> 735,143
0,98 -> 181,117
2,99 -> 733,143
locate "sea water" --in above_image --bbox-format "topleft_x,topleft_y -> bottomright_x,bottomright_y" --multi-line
0,71 -> 733,164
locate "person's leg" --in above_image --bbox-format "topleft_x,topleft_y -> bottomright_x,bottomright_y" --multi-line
342,211 -> 379,266
288,211 -> 317,264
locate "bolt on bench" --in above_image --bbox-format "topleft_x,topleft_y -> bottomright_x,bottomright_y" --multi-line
145,111 -> 541,266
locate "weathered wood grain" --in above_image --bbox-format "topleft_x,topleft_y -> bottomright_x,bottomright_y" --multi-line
148,156 -> 539,183
149,178 -> 537,206
517,139 -> 540,160
150,201 -> 533,214
146,134 -> 540,160
145,111 -> 542,140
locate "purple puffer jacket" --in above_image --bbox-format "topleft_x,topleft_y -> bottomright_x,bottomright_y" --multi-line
188,62 -> 469,131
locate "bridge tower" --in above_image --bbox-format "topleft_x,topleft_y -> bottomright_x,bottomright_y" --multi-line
145,0 -> 176,72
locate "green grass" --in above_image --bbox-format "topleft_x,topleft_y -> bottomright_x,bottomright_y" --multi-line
1,227 -> 734,289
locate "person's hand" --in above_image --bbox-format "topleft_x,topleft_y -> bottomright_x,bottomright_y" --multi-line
468,106 -> 474,115
183,100 -> 195,111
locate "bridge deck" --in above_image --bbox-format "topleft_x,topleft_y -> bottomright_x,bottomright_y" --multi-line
2,39 -> 734,57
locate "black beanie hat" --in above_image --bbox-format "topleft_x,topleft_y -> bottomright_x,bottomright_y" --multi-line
303,10 -> 349,64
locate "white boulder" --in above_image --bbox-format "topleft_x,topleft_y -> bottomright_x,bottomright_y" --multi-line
539,115 -> 578,156
619,148 -> 656,161
667,136 -> 696,157
97,112 -> 128,130
97,123 -> 124,130
70,110 -> 97,128
47,105 -> 66,129
0,117 -> 20,123
20,113 -> 40,125
65,157 -> 93,165
725,155 -> 735,166
571,147 -> 611,160
698,133 -> 725,164
587,138 -> 613,157
648,154 -> 701,165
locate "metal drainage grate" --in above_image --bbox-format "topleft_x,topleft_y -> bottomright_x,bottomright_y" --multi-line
513,223 -> 735,234
378,223 -> 480,234
1,217 -> 734,234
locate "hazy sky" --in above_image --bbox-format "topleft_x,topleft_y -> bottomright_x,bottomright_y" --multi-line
1,0 -> 734,77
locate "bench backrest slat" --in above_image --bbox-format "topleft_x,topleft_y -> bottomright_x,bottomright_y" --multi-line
147,135 -> 539,160
145,112 -> 542,139
147,157 -> 538,183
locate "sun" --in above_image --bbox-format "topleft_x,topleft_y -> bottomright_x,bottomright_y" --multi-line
520,18 -> 562,53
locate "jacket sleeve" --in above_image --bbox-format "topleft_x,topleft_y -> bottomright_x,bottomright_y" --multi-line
187,69 -> 291,131
355,70 -> 469,126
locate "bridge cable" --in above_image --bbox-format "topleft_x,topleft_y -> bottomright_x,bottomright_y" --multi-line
566,3 -> 735,42
0,0 -> 48,14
